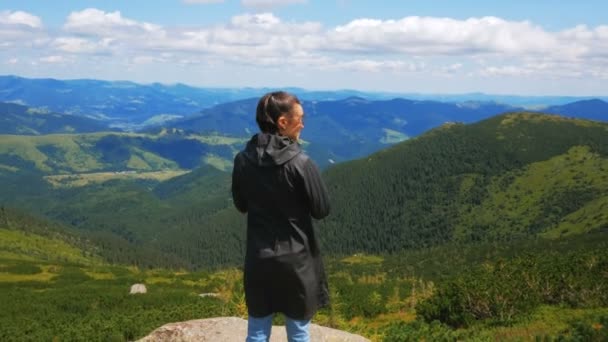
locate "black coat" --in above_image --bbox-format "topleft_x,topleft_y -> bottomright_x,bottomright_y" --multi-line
231,133 -> 331,320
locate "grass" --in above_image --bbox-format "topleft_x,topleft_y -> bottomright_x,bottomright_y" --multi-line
486,306 -> 608,341
203,154 -> 233,171
0,164 -> 19,172
0,263 -> 58,282
0,228 -> 102,265
44,170 -> 190,188
341,254 -> 384,265
0,131 -> 244,174
499,112 -> 607,128
1,241 -> 607,341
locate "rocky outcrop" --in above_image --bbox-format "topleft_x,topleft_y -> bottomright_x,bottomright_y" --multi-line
137,317 -> 370,342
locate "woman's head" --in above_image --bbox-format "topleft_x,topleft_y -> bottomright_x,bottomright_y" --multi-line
256,91 -> 304,140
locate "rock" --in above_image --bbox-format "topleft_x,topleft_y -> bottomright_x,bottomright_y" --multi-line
137,316 -> 370,342
130,283 -> 147,294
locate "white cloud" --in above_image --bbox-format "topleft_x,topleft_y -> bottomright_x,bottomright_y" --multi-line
131,55 -> 167,64
241,0 -> 307,11
5,58 -> 19,65
0,10 -> 42,28
327,16 -> 560,56
3,9 -> 608,93
53,37 -> 112,54
64,8 -> 164,38
320,59 -> 424,73
40,55 -> 66,63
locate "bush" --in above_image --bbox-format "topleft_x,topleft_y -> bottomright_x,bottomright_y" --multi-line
416,249 -> 608,328
382,320 -> 482,342
0,263 -> 42,274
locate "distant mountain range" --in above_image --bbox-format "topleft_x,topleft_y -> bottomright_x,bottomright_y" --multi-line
544,99 -> 608,122
0,75 -> 396,128
166,96 -> 606,166
2,81 -> 607,169
0,102 -> 112,135
2,75 -> 606,128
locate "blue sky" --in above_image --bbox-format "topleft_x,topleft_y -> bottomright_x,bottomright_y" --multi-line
1,0 -> 607,95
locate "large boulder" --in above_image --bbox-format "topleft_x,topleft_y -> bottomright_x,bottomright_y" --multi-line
137,316 -> 370,341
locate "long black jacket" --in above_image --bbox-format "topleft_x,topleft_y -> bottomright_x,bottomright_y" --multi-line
231,133 -> 330,320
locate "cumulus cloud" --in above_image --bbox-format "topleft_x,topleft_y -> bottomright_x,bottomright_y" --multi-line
327,16 -> 560,56
3,8 -> 608,89
0,10 -> 42,28
52,36 -> 119,56
0,10 -> 46,47
64,8 -> 164,39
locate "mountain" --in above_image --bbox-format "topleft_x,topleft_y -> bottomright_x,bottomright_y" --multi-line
166,97 -> 520,167
0,129 -> 244,176
0,206 -> 101,264
2,112 -> 606,270
544,99 -> 608,122
0,102 -> 111,135
0,75 -> 395,128
0,75 -> 207,125
5,75 -> 606,131
318,112 -> 608,254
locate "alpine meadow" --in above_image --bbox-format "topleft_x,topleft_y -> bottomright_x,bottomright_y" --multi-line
2,1 -> 608,341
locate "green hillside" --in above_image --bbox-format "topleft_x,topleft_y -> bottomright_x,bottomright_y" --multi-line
0,101 -> 110,135
319,112 -> 608,254
0,207 -> 101,265
0,129 -> 246,175
0,216 -> 241,341
455,145 -> 608,240
1,209 -> 607,341
1,112 -> 606,271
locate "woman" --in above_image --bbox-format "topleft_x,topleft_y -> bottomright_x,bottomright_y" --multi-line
231,91 -> 330,342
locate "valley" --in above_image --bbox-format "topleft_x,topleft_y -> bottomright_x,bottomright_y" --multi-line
0,76 -> 607,341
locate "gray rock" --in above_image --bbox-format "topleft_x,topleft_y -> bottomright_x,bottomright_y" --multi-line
137,316 -> 370,342
130,284 -> 147,294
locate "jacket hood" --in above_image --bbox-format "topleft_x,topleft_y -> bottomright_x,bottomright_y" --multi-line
243,133 -> 301,167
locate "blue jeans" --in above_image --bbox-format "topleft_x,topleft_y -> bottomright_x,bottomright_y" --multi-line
247,314 -> 311,342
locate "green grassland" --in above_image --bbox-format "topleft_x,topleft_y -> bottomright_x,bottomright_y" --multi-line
0,228 -> 102,265
44,170 -> 190,188
0,131 -> 244,175
1,215 -> 607,341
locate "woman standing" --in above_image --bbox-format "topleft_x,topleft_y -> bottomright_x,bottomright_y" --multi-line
231,91 -> 330,342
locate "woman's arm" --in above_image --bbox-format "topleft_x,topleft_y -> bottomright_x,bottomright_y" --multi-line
301,158 -> 330,219
231,153 -> 248,213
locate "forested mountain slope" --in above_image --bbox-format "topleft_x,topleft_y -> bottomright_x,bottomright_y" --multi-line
1,112 -> 606,270
318,112 -> 608,254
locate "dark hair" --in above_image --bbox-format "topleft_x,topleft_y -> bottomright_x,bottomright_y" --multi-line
256,91 -> 301,134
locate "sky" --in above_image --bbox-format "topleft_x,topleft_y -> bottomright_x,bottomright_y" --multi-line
1,0 -> 607,96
